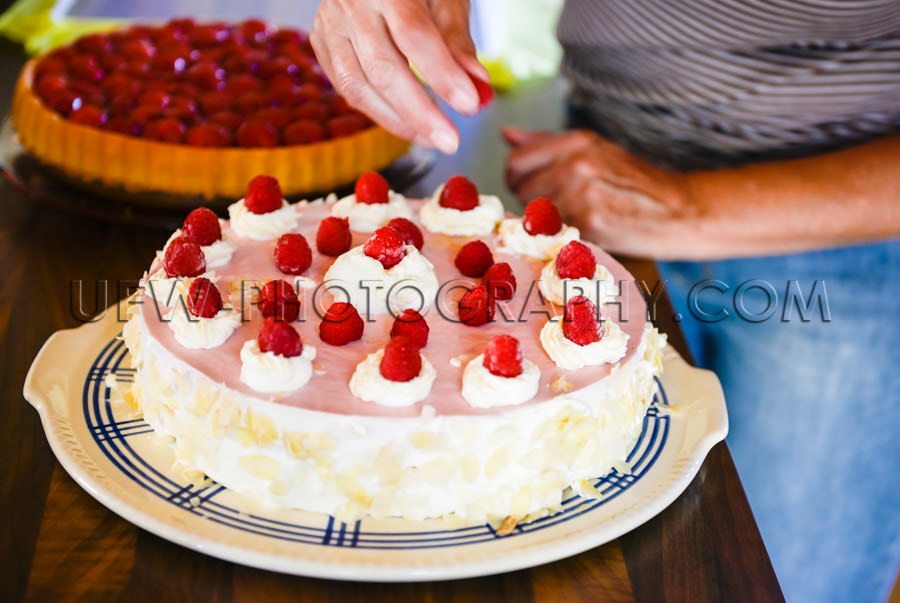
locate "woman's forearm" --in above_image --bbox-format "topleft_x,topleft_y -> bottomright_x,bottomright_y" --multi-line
686,133 -> 900,258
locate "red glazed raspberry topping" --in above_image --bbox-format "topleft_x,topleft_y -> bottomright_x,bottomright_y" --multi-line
523,197 -> 563,236
69,105 -> 107,127
182,207 -> 221,246
454,240 -> 494,277
555,240 -> 597,280
354,171 -> 390,205
163,236 -> 206,277
327,114 -> 369,137
244,174 -> 283,214
363,226 -> 407,269
386,217 -> 423,251
458,284 -> 495,327
236,119 -> 279,147
258,317 -> 304,358
318,302 -> 365,346
143,118 -> 186,143
30,20 -> 383,158
390,309 -> 429,349
483,262 -> 516,301
283,120 -> 326,144
185,123 -> 231,147
439,175 -> 479,211
274,233 -> 313,275
483,334 -> 523,378
379,335 -> 422,382
315,216 -> 352,256
562,295 -> 601,346
257,279 -> 300,322
187,277 -> 223,318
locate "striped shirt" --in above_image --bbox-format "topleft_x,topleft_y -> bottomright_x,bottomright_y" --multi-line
557,0 -> 900,169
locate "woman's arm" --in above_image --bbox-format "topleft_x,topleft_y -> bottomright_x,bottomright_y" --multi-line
503,127 -> 900,260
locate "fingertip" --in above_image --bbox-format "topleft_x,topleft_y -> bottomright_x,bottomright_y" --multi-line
501,126 -> 528,146
430,127 -> 460,155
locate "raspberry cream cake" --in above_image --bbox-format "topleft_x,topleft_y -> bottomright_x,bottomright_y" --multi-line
123,173 -> 666,523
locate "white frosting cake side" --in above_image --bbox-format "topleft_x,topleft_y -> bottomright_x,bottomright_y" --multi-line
124,309 -> 665,522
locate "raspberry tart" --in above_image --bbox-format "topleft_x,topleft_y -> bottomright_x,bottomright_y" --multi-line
11,19 -> 409,202
123,174 -> 666,523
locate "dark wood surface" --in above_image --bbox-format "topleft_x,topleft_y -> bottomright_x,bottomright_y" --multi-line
0,38 -> 783,602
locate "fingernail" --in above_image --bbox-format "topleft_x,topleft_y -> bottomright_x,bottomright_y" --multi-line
450,88 -> 479,115
431,128 -> 459,154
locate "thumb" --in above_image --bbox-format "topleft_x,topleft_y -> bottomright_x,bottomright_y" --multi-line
430,0 -> 489,82
502,126 -> 550,147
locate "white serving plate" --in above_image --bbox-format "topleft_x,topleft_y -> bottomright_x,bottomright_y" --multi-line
24,303 -> 727,582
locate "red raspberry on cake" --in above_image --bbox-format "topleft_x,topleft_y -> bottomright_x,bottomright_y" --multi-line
523,197 -> 563,236
563,295 -> 602,346
439,175 -> 479,211
483,335 -> 523,378
379,335 -> 422,382
244,174 -> 283,214
458,284 -> 495,326
257,279 -> 300,322
455,240 -> 494,277
182,207 -> 222,246
258,317 -> 304,358
274,233 -> 312,275
364,226 -> 407,269
390,309 -> 429,348
556,240 -> 597,279
386,217 -> 423,251
355,171 -> 390,205
163,236 -> 206,277
319,302 -> 365,346
316,216 -> 352,256
187,277 -> 223,318
483,262 -> 516,301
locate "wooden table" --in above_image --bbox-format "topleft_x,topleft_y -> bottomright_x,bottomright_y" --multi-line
0,38 -> 783,601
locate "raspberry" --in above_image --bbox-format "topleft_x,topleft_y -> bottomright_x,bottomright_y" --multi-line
471,75 -> 494,108
318,302 -> 364,346
284,120 -> 326,144
483,262 -> 516,301
257,279 -> 300,322
187,277 -> 223,318
236,119 -> 279,147
186,123 -> 231,147
143,118 -> 186,143
523,197 -> 563,236
182,207 -> 222,246
439,175 -> 479,211
274,233 -> 312,275
244,175 -> 283,214
316,216 -> 352,256
354,171 -> 390,205
483,335 -> 523,378
258,317 -> 304,358
386,217 -> 423,251
163,236 -> 206,277
454,240 -> 494,277
379,335 -> 422,382
556,240 -> 597,280
390,309 -> 429,348
458,284 -> 494,327
363,226 -> 407,269
562,295 -> 601,346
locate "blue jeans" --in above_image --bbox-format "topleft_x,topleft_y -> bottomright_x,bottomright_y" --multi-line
658,241 -> 900,603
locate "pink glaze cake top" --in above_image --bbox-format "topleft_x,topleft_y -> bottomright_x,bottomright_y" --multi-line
139,199 -> 647,418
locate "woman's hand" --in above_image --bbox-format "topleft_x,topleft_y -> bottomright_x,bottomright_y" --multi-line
503,127 -> 708,259
311,0 -> 488,154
